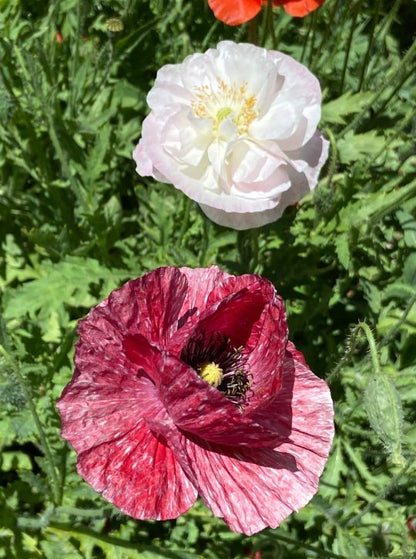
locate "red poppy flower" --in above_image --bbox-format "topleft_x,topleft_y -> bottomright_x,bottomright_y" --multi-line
57,267 -> 334,535
208,0 -> 325,26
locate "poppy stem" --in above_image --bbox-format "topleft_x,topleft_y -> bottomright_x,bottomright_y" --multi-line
322,127 -> 338,192
307,11 -> 318,68
356,321 -> 381,376
0,344 -> 62,505
248,18 -> 258,45
300,12 -> 314,63
260,0 -> 275,48
357,0 -> 382,91
310,0 -> 341,71
237,230 -> 260,273
341,35 -> 416,135
199,217 -> 211,266
339,0 -> 363,94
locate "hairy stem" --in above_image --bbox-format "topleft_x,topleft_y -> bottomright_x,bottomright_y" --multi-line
0,345 -> 61,505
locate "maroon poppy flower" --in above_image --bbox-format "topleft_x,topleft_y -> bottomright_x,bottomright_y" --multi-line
57,266 -> 334,535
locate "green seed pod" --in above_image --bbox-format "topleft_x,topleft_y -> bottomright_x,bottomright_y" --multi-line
363,373 -> 405,466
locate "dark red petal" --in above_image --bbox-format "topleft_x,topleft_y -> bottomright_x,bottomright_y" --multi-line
171,266 -> 231,350
208,0 -> 262,25
57,352 -> 160,454
120,332 -> 282,447
204,273 -> 269,308
179,266 -> 231,312
244,292 -> 288,411
194,286 -> 267,348
198,273 -> 289,411
76,419 -> 198,520
77,268 -> 189,354
171,346 -> 334,535
157,353 -> 284,448
171,269 -> 266,351
122,333 -> 163,385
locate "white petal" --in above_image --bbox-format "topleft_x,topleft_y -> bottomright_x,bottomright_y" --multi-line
133,41 -> 327,229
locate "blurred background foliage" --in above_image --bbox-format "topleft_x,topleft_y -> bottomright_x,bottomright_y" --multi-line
0,0 -> 415,557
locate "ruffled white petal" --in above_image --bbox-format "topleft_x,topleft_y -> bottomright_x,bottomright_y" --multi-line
134,41 -> 328,229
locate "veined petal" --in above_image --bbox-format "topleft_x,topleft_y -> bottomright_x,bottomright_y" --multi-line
57,360 -> 158,454
158,353 -> 283,448
194,286 -> 267,348
229,139 -> 291,199
76,418 -> 198,520
173,345 -> 334,535
244,294 -> 288,410
121,330 -> 283,448
59,267 -> 334,533
107,267 -> 188,348
162,112 -> 213,168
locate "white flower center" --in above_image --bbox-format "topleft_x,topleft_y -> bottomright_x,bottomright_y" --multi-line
191,79 -> 257,136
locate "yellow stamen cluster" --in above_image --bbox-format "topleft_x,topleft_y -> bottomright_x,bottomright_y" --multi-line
191,79 -> 257,136
198,361 -> 223,387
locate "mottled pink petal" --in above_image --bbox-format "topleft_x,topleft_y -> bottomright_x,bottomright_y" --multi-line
174,348 -> 334,535
77,419 -> 198,520
57,363 -> 158,454
89,268 -> 188,350
123,334 -> 284,448
58,267 -> 334,534
244,294 -> 287,410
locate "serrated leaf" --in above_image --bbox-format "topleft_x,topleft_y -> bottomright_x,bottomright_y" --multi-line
3,256 -> 127,338
335,234 -> 350,270
322,91 -> 374,125
319,440 -> 346,501
41,536 -> 83,559
84,125 -> 111,185
360,279 -> 381,314
396,209 -> 416,248
382,282 -> 416,301
338,130 -> 385,164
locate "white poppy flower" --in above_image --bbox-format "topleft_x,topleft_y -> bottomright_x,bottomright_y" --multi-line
133,41 -> 328,230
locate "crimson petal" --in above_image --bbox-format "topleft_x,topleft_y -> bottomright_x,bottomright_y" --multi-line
76,419 -> 197,520
165,346 -> 334,535
123,334 -> 284,448
104,267 -> 188,349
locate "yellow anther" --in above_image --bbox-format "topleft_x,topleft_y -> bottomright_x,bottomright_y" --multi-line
191,79 -> 257,136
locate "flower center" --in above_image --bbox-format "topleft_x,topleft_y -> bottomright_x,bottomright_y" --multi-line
198,361 -> 223,387
191,79 -> 257,136
181,331 -> 252,407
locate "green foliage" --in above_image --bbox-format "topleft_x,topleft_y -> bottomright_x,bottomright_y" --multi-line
0,0 -> 415,557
